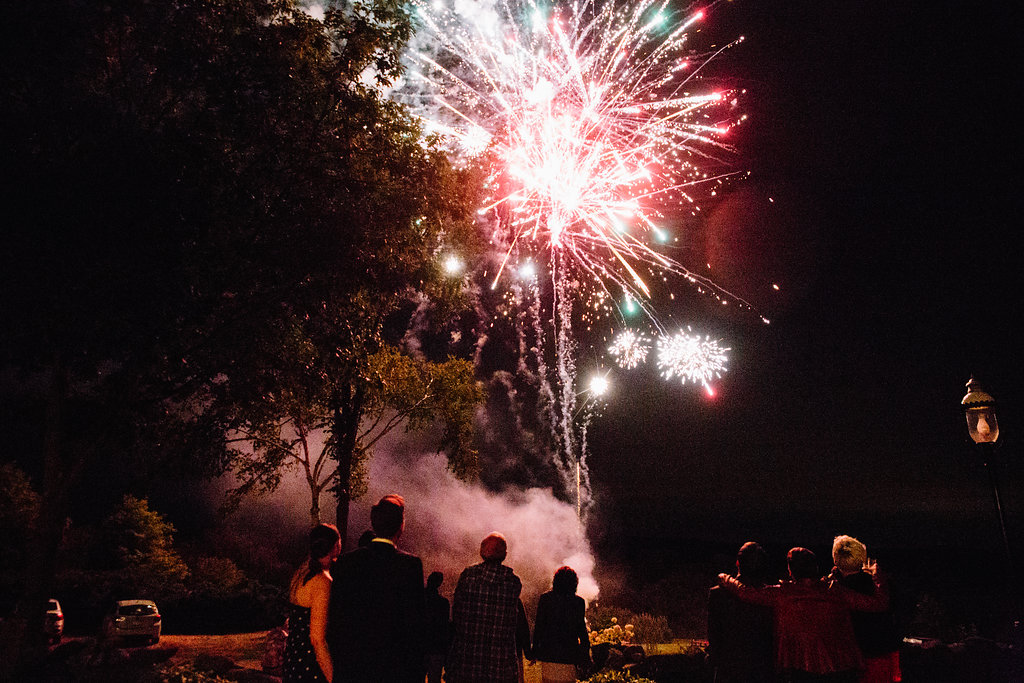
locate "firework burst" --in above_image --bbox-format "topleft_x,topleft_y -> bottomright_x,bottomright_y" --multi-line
402,0 -> 749,306
608,329 -> 651,369
402,1 -> 751,516
656,330 -> 729,389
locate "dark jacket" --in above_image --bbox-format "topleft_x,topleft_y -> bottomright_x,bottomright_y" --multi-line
425,589 -> 451,655
834,570 -> 899,657
532,590 -> 589,665
707,583 -> 774,682
327,540 -> 424,683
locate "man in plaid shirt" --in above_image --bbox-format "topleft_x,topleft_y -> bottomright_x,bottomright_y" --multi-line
446,533 -> 530,683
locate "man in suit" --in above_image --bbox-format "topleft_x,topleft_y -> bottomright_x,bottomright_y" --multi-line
328,494 -> 425,683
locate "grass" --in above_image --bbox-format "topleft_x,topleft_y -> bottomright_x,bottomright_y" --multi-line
644,638 -> 709,656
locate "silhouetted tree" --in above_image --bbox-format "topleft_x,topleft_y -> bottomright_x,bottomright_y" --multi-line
0,464 -> 40,614
0,0 -> 483,672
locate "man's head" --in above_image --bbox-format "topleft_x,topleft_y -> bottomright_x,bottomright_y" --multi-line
370,494 -> 405,540
479,532 -> 507,563
832,535 -> 867,575
787,547 -> 818,580
736,541 -> 770,585
552,566 -> 579,595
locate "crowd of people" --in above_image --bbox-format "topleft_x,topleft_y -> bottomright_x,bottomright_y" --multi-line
709,537 -> 900,683
278,492 -> 898,683
282,494 -> 590,683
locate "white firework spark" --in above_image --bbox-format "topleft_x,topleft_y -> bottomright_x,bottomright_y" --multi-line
656,329 -> 729,389
608,329 -> 651,369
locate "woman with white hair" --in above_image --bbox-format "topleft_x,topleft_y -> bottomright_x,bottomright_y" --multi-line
830,536 -> 901,683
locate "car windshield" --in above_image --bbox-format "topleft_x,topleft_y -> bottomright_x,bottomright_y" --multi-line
47,601 -> 59,611
118,604 -> 157,616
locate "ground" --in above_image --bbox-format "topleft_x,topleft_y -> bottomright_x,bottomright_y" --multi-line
156,633 -> 703,680
106,632 -> 548,681
160,632 -> 267,671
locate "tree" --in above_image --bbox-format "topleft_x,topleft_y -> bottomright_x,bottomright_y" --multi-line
95,495 -> 190,603
188,557 -> 248,602
0,0 -> 483,671
0,464 -> 40,614
53,496 -> 190,609
225,346 -> 483,526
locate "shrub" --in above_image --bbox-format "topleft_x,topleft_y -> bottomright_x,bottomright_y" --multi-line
583,671 -> 657,683
627,613 -> 672,646
589,619 -> 634,646
587,603 -> 623,632
158,666 -> 234,683
587,606 -> 674,646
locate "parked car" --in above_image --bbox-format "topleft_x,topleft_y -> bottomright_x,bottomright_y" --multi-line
102,599 -> 161,645
45,599 -> 64,644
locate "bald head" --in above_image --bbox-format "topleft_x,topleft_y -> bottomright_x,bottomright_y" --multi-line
480,532 -> 507,563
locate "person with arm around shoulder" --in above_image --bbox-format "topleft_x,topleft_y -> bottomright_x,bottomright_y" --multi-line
285,523 -> 341,683
707,541 -> 775,683
446,532 -> 525,683
719,546 -> 887,683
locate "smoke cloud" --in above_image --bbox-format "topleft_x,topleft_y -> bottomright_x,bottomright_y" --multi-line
348,428 -> 599,609
214,375 -> 601,612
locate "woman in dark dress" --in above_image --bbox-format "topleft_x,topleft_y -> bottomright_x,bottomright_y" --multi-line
285,524 -> 341,683
532,566 -> 591,683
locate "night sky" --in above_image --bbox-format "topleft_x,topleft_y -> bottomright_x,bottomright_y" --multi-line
3,0 -> 1020,620
585,0 -> 1022,555
103,1 -> 1023,564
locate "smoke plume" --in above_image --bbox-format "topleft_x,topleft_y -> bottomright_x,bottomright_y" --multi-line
348,428 -> 599,609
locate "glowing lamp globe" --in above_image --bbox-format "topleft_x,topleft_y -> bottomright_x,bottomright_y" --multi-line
962,378 -> 999,444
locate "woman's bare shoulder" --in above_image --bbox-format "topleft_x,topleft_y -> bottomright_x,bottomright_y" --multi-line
292,569 -> 332,605
305,570 -> 333,597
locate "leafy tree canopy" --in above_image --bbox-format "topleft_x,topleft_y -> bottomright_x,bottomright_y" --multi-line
223,344 -> 483,524
62,495 -> 191,605
0,0 -> 484,666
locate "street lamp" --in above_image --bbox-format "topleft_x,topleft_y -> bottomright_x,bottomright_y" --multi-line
961,377 -> 1010,565
963,377 -> 999,444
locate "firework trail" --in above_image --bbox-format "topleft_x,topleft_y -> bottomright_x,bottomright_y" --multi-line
401,0 -> 749,514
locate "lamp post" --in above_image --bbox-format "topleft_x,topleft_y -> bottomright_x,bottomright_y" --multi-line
961,378 -> 1011,567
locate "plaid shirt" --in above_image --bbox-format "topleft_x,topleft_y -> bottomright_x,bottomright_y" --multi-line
446,561 -> 523,683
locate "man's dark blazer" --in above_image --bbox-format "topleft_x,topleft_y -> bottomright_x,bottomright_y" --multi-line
328,539 -> 425,683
